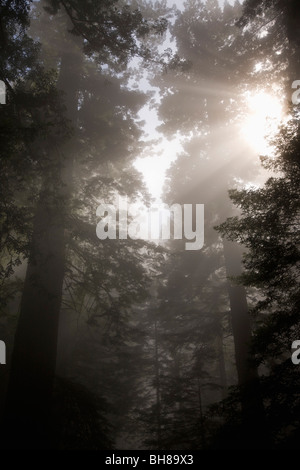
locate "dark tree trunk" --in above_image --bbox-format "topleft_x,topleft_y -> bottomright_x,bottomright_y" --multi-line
2,50 -> 81,449
223,240 -> 256,386
216,328 -> 227,400
154,319 -> 162,448
197,375 -> 206,448
3,188 -> 66,449
223,239 -> 271,448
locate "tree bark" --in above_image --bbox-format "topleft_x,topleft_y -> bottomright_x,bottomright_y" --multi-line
3,188 -> 66,449
223,239 -> 270,448
2,49 -> 81,449
223,240 -> 257,385
216,328 -> 227,400
154,319 -> 162,448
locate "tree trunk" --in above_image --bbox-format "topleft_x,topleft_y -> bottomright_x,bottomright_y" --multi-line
154,319 -> 162,448
223,239 -> 270,448
3,188 -> 66,449
197,375 -> 206,448
2,49 -> 81,449
223,240 -> 256,386
216,328 -> 227,400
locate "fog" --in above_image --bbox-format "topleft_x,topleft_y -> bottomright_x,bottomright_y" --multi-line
0,0 -> 299,451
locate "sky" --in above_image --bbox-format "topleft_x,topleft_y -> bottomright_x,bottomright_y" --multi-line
166,0 -> 237,9
134,0 -> 244,201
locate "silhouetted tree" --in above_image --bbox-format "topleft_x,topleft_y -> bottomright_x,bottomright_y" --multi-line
1,0 -> 168,449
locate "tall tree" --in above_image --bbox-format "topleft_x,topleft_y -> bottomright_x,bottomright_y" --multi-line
209,0 -> 300,449
216,109 -> 300,447
151,0 -> 271,446
2,0 -> 168,449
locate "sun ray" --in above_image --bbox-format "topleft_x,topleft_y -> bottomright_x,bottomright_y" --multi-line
241,91 -> 283,155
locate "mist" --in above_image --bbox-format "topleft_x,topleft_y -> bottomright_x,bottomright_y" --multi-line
0,0 -> 299,452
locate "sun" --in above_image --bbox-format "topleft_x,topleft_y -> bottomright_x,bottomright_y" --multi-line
241,91 -> 283,155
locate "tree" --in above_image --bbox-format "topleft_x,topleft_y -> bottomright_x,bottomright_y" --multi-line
0,0 -> 69,422
150,0 -> 272,447
238,0 -> 300,101
216,109 -> 300,447
211,0 -> 300,448
1,0 -> 169,449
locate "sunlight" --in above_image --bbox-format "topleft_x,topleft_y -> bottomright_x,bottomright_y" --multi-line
241,91 -> 283,155
134,137 -> 182,201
